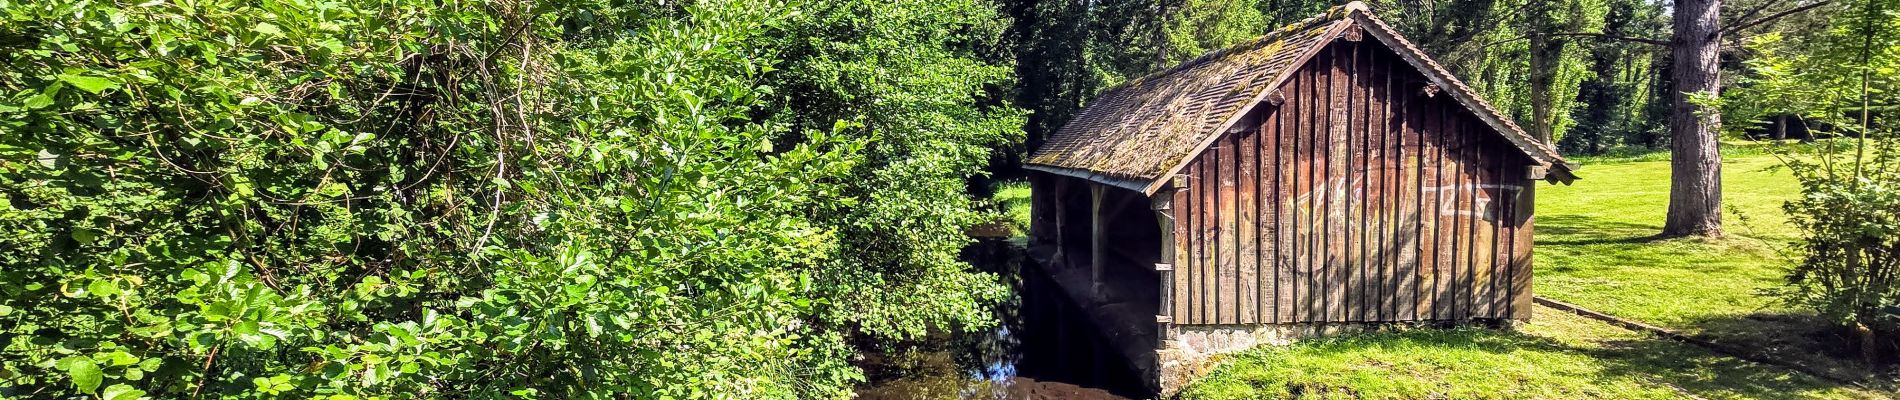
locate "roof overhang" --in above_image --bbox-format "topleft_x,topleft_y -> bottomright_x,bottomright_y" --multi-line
1023,164 -> 1152,194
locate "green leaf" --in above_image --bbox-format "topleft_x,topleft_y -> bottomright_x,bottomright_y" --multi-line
102,384 -> 145,400
23,94 -> 52,109
60,356 -> 102,393
57,74 -> 118,94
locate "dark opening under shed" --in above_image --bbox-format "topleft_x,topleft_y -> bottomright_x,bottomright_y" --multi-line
1020,2 -> 1577,394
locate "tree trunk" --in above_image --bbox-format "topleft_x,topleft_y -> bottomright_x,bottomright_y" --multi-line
1662,0 -> 1724,237
1527,0 -> 1567,143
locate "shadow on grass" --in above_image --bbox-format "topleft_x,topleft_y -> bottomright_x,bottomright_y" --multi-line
1537,215 -> 1673,246
1679,310 -> 1899,388
1270,324 -> 1877,399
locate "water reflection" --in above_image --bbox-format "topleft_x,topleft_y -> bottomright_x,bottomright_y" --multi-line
854,239 -> 1151,399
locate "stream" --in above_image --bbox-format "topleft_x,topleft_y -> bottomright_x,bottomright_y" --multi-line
853,239 -> 1155,399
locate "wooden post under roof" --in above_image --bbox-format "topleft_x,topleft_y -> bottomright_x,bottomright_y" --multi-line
1091,183 -> 1107,301
1152,187 -> 1176,344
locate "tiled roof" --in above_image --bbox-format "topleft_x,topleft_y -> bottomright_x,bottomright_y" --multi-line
1027,2 -> 1574,194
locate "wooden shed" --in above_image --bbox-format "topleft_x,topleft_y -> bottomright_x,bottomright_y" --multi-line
1023,2 -> 1576,391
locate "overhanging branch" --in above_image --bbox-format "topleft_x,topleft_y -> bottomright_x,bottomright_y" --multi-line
1536,32 -> 1669,46
1723,1 -> 1833,36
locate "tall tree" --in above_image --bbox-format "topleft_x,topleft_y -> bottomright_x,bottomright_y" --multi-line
1662,0 -> 1727,237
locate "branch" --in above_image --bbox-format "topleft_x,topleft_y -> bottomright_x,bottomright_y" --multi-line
1537,32 -> 1670,46
1723,1 -> 1833,36
1726,0 -> 1782,33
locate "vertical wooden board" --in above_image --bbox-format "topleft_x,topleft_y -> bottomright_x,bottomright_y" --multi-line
1325,45 -> 1348,322
1274,73 -> 1298,324
1201,152 -> 1218,324
1419,99 -> 1442,321
1477,133 -> 1502,319
1449,109 -> 1471,321
1190,160 -> 1206,324
1217,132 -> 1239,325
1394,70 -> 1418,321
1443,112 -> 1463,321
1173,182 -> 1192,322
1304,52 -> 1323,322
1357,43 -> 1378,322
1466,119 -> 1489,319
1482,140 -> 1506,319
1511,163 -> 1535,321
1382,51 -> 1403,321
1352,40 -> 1368,322
1491,145 -> 1519,319
1367,49 -> 1390,321
1345,42 -> 1360,322
1239,128 -> 1260,324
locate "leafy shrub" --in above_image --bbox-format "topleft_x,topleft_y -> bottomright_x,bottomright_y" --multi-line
0,0 -> 1016,397
1727,0 -> 1900,361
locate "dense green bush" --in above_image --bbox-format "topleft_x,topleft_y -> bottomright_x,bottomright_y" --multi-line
0,0 -> 1016,397
1726,0 -> 1900,361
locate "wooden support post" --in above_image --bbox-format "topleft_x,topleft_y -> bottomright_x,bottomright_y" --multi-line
1091,183 -> 1108,302
1051,179 -> 1069,268
1152,190 -> 1175,345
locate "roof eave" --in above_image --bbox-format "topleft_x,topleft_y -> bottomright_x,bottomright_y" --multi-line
1023,164 -> 1155,194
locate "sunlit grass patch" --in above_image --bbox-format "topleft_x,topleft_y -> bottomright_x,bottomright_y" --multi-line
1177,306 -> 1883,399
994,180 -> 1032,237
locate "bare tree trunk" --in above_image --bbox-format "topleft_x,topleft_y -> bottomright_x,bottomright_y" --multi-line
1663,0 -> 1724,237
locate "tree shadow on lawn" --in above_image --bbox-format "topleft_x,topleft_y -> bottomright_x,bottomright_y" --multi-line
1680,310 -> 1900,389
1576,332 -> 1881,399
1260,323 -> 1877,399
1535,214 -> 1790,277
1537,215 -> 1670,245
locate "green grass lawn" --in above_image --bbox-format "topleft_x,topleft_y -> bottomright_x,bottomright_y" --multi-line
1178,304 -> 1885,399
1539,147 -> 1897,385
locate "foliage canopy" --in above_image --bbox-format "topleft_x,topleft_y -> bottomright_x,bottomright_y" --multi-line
0,0 -> 1017,397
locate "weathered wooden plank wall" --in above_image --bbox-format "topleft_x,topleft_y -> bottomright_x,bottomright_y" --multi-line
1169,38 -> 1534,325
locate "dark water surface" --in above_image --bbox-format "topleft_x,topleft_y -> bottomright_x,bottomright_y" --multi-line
853,240 -> 1153,400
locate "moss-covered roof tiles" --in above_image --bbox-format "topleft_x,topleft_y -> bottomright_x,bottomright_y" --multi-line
1028,2 -> 1574,193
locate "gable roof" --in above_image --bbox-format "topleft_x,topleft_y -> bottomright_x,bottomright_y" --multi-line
1026,2 -> 1575,195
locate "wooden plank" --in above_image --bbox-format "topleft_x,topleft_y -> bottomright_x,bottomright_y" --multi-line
1217,131 -> 1238,324
1295,53 -> 1312,323
1360,42 -> 1377,322
1326,44 -> 1347,322
1274,70 -> 1297,324
1459,114 -> 1474,320
1172,184 -> 1190,322
1394,65 -> 1418,322
1447,103 -> 1468,321
1428,95 -> 1436,320
1308,50 -> 1327,323
1482,127 -> 1497,318
1391,82 -> 1408,321
1170,182 -> 1184,320
1188,160 -> 1204,324
1484,139 -> 1506,319
1512,158 -> 1535,321
1346,41 -> 1365,322
1200,156 -> 1216,324
1239,127 -> 1260,324
1491,145 -> 1517,319
1367,48 -> 1391,322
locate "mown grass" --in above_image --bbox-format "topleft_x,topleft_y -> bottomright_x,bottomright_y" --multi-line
1179,305 -> 1884,399
1540,145 -> 1897,385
